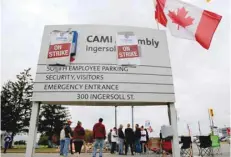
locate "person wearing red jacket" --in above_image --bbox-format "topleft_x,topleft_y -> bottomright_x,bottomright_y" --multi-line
92,118 -> 106,157
73,121 -> 85,157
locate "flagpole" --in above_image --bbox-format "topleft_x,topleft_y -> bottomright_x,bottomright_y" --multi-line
198,121 -> 202,135
153,0 -> 160,30
187,124 -> 193,157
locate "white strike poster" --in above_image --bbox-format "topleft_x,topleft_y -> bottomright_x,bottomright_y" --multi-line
116,32 -> 140,65
47,30 -> 74,65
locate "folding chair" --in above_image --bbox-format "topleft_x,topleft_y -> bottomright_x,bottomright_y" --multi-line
161,139 -> 172,156
210,135 -> 222,155
198,136 -> 212,157
179,136 -> 193,157
146,138 -> 161,156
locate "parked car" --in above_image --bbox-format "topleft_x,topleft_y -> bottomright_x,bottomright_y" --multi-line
220,136 -> 226,142
220,136 -> 230,143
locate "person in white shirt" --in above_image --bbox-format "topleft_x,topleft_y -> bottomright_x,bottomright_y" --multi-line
111,127 -> 118,154
140,126 -> 147,153
60,125 -> 66,156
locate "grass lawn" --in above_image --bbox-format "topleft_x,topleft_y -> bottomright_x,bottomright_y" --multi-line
1,148 -> 58,153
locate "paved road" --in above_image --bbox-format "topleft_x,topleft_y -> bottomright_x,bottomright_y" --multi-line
1,144 -> 230,157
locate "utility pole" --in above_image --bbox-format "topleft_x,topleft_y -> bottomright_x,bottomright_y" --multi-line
208,108 -> 214,134
131,106 -> 134,130
208,109 -> 212,133
115,106 -> 117,128
187,124 -> 191,136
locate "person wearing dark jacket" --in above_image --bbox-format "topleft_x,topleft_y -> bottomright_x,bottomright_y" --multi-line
92,118 -> 106,157
73,121 -> 85,157
134,124 -> 141,153
125,124 -> 134,155
144,128 -> 149,149
118,124 -> 125,155
3,134 -> 12,154
144,129 -> 149,142
108,129 -> 112,147
64,120 -> 73,157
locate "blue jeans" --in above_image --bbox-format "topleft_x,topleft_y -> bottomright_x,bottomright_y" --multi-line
92,139 -> 104,157
63,138 -> 70,157
60,139 -> 65,155
135,139 -> 141,153
118,138 -> 124,154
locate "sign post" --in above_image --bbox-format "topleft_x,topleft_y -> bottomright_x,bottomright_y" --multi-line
131,106 -> 134,130
25,102 -> 40,157
115,106 -> 117,129
169,103 -> 181,157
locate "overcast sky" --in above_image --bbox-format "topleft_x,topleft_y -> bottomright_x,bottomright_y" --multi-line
1,0 -> 230,138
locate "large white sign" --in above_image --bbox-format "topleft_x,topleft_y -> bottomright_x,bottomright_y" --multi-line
32,25 -> 175,105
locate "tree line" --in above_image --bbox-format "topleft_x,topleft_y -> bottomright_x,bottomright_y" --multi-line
1,68 -> 93,147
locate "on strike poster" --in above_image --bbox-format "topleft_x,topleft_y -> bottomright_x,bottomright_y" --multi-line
47,30 -> 78,65
116,32 -> 140,66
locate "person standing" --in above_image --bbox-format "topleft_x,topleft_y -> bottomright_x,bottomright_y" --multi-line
92,118 -> 106,157
3,134 -> 12,153
144,129 -> 149,147
107,129 -> 112,148
125,124 -> 134,155
60,125 -> 66,156
140,126 -> 147,153
110,127 -> 118,154
118,124 -> 125,155
70,127 -> 74,154
63,120 -> 73,157
134,124 -> 141,154
73,121 -> 85,157
48,132 -> 53,148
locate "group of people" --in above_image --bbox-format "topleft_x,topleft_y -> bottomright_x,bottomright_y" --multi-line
59,118 -> 149,157
60,120 -> 85,157
108,124 -> 149,155
60,118 -> 106,157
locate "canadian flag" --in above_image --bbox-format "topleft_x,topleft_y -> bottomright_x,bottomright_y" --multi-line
155,0 -> 222,49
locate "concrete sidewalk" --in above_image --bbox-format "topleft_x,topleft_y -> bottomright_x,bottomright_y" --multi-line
1,143 -> 230,157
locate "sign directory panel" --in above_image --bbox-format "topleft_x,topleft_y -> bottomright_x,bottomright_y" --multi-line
32,25 -> 175,105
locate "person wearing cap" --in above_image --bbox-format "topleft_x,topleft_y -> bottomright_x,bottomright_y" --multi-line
92,118 -> 106,157
73,121 -> 85,157
63,120 -> 73,157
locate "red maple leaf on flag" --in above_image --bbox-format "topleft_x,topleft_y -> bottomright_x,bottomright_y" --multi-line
168,7 -> 194,30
